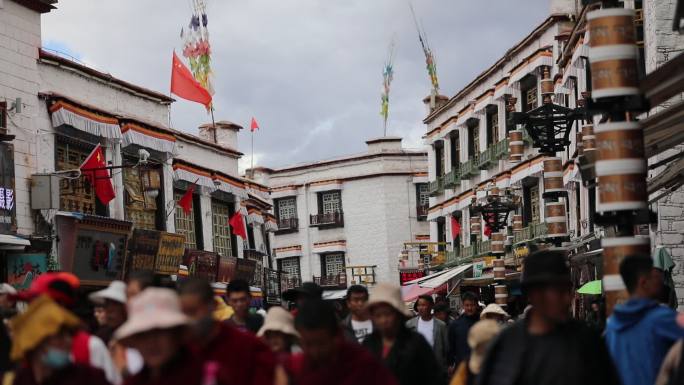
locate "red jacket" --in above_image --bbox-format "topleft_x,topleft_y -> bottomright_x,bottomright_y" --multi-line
124,348 -> 203,385
190,322 -> 276,385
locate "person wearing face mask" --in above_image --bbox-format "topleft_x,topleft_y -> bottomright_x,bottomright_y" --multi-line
177,278 -> 276,385
11,295 -> 111,385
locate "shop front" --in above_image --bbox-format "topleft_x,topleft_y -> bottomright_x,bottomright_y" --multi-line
127,228 -> 186,278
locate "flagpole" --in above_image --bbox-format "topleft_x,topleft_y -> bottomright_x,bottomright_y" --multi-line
210,106 -> 217,143
251,129 -> 254,177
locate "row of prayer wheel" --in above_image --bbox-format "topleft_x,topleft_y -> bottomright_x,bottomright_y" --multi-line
493,258 -> 507,306
588,7 -> 649,314
542,157 -> 569,239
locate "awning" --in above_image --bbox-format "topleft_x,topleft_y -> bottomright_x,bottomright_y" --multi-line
322,289 -> 347,300
312,240 -> 346,254
264,215 -> 278,232
213,174 -> 248,199
401,284 -> 440,302
419,264 -> 472,289
173,163 -> 215,189
49,100 -> 121,139
246,208 -> 264,225
402,269 -> 449,286
0,234 -> 30,246
509,51 -> 554,84
120,123 -> 176,154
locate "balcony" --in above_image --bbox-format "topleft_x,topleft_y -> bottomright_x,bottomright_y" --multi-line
513,223 -> 547,244
532,221 -> 548,239
417,204 -> 428,219
475,240 -> 491,256
276,217 -> 299,234
460,158 -> 478,178
281,274 -> 302,291
243,248 -> 268,262
462,245 -> 474,259
428,176 -> 444,196
313,272 -> 347,289
478,147 -> 495,169
494,138 -> 509,160
444,167 -> 461,188
310,211 -> 344,228
446,249 -> 459,264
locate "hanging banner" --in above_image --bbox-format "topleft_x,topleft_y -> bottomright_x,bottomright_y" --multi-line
399,269 -> 425,285
234,258 -> 257,282
0,143 -> 17,234
184,250 -> 218,281
156,232 -> 185,275
7,253 -> 47,290
217,255 -> 237,283
128,229 -> 161,272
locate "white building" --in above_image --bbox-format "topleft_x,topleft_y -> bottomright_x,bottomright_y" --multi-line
250,137 -> 428,292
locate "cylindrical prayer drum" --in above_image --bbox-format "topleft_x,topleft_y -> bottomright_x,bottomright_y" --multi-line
491,233 -> 505,255
587,8 -> 636,48
494,285 -> 508,306
470,218 -> 481,235
546,217 -> 568,238
540,78 -> 555,95
545,202 -> 566,218
576,132 -> 584,156
543,157 -> 564,195
493,258 -> 505,280
602,236 -> 649,315
589,45 -> 639,99
595,121 -> 644,161
582,125 -> 596,152
513,215 -> 523,232
489,186 -> 500,197
595,159 -> 647,212
509,130 -> 524,163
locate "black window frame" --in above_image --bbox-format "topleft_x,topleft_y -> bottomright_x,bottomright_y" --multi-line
449,131 -> 460,168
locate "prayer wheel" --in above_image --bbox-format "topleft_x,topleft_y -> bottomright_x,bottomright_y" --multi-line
576,132 -> 584,156
543,157 -> 564,195
589,45 -> 639,99
588,8 -> 636,48
541,78 -> 554,96
602,237 -> 650,314
489,186 -> 500,197
595,121 -> 645,161
470,217 -> 481,235
493,258 -> 505,280
508,130 -> 524,163
582,125 -> 596,153
512,215 -> 523,232
494,284 -> 508,306
595,159 -> 647,212
545,202 -> 568,238
491,233 -> 505,255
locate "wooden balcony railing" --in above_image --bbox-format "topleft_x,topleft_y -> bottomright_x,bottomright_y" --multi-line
281,275 -> 302,292
478,147 -> 495,170
428,176 -> 444,196
310,211 -> 344,228
494,138 -> 509,160
243,248 -> 268,261
444,167 -> 461,188
276,217 -> 299,233
313,272 -> 347,289
461,158 -> 478,178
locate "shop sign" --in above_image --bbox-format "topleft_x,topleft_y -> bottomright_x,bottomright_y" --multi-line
217,255 -> 237,283
234,258 -> 257,283
185,250 -> 218,281
264,268 -> 281,304
399,269 -> 425,285
473,261 -> 486,278
73,229 -> 127,283
7,253 -> 47,290
0,143 -> 16,234
514,246 -> 530,259
156,232 -> 185,275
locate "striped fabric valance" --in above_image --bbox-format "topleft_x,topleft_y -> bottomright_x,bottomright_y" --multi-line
172,163 -> 215,189
121,123 -> 176,154
214,175 -> 248,199
49,100 -> 121,139
246,208 -> 264,225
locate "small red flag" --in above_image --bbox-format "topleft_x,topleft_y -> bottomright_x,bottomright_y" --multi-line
170,51 -> 212,108
250,117 -> 259,132
177,184 -> 195,215
484,225 -> 493,237
80,144 -> 115,205
229,212 -> 247,240
450,216 -> 461,240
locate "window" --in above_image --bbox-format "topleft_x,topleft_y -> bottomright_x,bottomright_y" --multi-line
278,257 -> 301,281
437,220 -> 446,252
417,183 -> 429,207
504,96 -> 513,133
520,74 -> 538,113
56,139 -> 98,215
322,253 -> 345,277
175,190 -> 198,250
588,185 -> 596,233
0,102 -> 6,132
246,224 -> 256,249
277,197 -> 297,220
123,164 -> 162,230
321,191 -> 341,214
522,180 -> 540,226
449,132 -> 460,168
467,121 -> 479,158
212,200 -> 233,256
434,142 -> 445,176
486,105 -> 499,146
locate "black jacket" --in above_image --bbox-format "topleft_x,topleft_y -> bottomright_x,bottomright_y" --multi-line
476,318 -> 621,385
363,327 -> 446,385
447,314 -> 479,367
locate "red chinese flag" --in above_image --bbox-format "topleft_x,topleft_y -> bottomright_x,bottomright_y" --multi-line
80,144 -> 115,205
177,184 -> 195,215
250,117 -> 259,132
450,216 -> 461,240
484,225 -> 493,237
229,212 -> 247,240
170,51 -> 212,108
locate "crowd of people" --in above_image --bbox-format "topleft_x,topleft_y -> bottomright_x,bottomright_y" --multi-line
0,248 -> 683,385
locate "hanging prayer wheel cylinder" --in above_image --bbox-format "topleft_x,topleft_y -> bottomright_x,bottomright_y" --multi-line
595,159 -> 648,212
513,215 -> 523,232
494,284 -> 508,306
582,125 -> 596,152
589,45 -> 639,99
595,121 -> 645,161
491,233 -> 505,255
545,202 -> 568,238
576,132 -> 584,156
470,218 -> 481,235
602,237 -> 650,314
493,258 -> 505,280
508,130 -> 524,163
540,78 -> 555,96
544,202 -> 566,218
489,186 -> 500,197
543,157 -> 564,195
587,8 -> 636,48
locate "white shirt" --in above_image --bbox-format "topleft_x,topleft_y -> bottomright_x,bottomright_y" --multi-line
351,319 -> 373,343
417,317 -> 435,347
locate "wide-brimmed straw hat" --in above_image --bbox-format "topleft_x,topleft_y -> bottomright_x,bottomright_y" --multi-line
480,303 -> 509,319
114,288 -> 189,342
366,282 -> 412,317
467,320 -> 501,374
89,280 -> 127,305
10,295 -> 81,361
257,306 -> 299,338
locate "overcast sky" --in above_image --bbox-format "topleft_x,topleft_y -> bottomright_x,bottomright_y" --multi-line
42,0 -> 550,170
